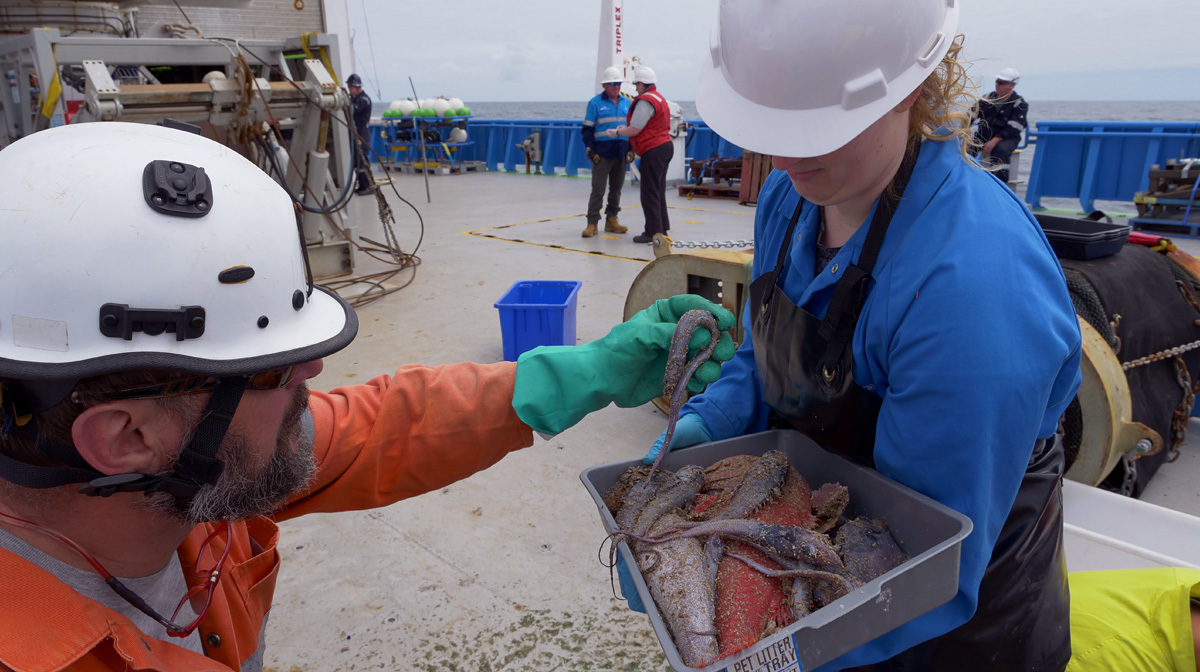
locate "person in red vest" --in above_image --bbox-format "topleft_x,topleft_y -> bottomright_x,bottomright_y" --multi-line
604,66 -> 674,244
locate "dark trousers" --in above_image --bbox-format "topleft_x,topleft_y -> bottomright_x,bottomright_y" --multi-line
353,125 -> 372,190
975,134 -> 1019,184
638,141 -> 674,236
587,155 -> 625,223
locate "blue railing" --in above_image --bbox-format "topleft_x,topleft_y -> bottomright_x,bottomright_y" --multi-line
1025,121 -> 1200,212
368,118 -> 742,178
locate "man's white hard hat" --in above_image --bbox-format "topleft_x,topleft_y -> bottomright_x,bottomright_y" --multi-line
0,122 -> 357,381
600,66 -> 625,85
632,66 -> 657,85
696,0 -> 960,158
996,67 -> 1020,84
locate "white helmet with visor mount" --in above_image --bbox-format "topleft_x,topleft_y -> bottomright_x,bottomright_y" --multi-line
0,122 -> 358,501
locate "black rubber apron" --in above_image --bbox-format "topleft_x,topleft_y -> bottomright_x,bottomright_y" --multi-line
748,144 -> 1071,671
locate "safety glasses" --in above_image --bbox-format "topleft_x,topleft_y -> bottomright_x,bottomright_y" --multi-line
105,366 -> 299,401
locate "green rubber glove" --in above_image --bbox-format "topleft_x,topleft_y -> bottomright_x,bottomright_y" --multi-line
512,295 -> 737,435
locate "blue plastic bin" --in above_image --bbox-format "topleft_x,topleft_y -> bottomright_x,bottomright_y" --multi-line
494,280 -> 581,361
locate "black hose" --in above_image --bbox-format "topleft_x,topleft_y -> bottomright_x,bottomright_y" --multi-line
259,134 -> 356,214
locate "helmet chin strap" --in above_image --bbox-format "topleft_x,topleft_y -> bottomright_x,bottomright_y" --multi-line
79,377 -> 247,502
0,378 -> 247,506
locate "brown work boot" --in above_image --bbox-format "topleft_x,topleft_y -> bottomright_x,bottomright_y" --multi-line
605,216 -> 628,234
582,222 -> 598,238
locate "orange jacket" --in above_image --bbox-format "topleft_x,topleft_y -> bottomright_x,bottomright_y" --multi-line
0,362 -> 533,671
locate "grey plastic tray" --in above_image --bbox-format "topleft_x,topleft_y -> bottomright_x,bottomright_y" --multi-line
580,429 -> 973,672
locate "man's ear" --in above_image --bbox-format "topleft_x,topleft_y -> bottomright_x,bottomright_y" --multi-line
71,402 -> 176,476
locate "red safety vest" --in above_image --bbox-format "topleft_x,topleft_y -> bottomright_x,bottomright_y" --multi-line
628,86 -> 671,156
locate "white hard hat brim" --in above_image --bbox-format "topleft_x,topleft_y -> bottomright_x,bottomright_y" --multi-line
695,2 -> 959,159
0,286 -> 357,381
697,63 -> 902,158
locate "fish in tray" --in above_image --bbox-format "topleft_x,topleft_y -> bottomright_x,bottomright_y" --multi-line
605,451 -> 911,667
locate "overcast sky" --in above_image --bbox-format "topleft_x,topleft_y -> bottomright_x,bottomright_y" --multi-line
345,1 -> 1200,104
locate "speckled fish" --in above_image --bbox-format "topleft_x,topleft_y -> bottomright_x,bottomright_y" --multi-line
639,511 -> 721,668
834,516 -> 909,585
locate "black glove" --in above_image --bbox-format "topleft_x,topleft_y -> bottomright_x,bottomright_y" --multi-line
625,150 -> 636,165
587,148 -> 601,165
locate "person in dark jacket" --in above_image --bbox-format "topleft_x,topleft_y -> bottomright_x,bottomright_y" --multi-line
972,67 -> 1028,185
346,73 -> 374,195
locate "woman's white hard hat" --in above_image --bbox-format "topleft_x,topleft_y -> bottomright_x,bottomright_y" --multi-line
632,66 -> 657,85
600,66 -> 625,85
0,122 -> 357,381
697,0 -> 960,158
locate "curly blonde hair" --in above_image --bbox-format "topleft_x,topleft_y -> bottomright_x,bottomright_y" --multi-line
908,35 -> 983,165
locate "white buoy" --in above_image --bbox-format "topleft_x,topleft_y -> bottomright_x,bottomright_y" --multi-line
387,100 -> 404,111
397,99 -> 417,116
448,127 -> 468,143
447,97 -> 464,110
432,99 -> 451,117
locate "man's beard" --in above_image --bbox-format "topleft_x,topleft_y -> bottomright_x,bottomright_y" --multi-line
139,383 -> 317,524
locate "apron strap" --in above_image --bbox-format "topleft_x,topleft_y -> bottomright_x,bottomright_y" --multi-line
819,140 -> 923,348
759,199 -> 807,313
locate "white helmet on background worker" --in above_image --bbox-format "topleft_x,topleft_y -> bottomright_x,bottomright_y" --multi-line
696,0 -> 960,158
632,66 -> 657,85
0,122 -> 357,383
600,66 -> 625,85
996,67 -> 1020,84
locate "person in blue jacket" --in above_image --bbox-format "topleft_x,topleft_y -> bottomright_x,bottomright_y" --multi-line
580,66 -> 632,238
632,1 -> 1083,670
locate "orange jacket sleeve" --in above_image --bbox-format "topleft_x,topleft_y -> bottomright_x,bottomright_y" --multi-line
275,361 -> 534,520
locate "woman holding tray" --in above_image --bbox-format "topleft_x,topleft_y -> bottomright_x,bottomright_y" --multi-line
637,1 -> 1083,669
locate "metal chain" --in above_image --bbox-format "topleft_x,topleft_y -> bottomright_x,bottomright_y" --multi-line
1178,279 -> 1200,315
661,239 -> 754,249
1120,339 -> 1200,371
1169,356 -> 1194,463
1119,453 -> 1138,496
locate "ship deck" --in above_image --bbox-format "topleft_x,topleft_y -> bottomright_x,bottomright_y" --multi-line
264,166 -> 1200,671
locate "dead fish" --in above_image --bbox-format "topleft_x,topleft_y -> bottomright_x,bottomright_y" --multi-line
633,465 -> 706,537
811,482 -> 850,533
616,469 -> 670,532
722,551 -> 857,615
654,519 -> 843,569
638,511 -> 721,668
834,516 -> 909,585
709,450 -> 790,522
647,310 -> 722,480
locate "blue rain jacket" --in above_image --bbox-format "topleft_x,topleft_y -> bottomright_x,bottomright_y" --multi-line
581,92 -> 631,160
681,136 -> 1083,668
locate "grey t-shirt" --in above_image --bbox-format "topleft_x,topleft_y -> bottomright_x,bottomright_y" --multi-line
0,525 -> 205,655
629,98 -> 657,130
